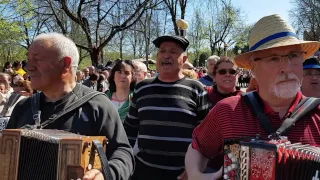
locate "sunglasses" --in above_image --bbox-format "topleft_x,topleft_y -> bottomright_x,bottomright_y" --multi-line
217,69 -> 237,75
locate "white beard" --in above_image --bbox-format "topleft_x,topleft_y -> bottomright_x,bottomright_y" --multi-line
269,73 -> 301,99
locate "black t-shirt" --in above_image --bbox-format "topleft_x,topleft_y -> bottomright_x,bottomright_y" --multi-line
7,83 -> 134,180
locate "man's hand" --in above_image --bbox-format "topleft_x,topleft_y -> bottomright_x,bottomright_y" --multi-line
83,169 -> 104,180
177,170 -> 188,180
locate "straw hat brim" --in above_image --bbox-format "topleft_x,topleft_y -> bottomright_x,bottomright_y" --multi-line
235,40 -> 320,69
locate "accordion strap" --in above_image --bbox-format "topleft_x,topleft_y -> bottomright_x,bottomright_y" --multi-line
243,92 -> 275,134
276,97 -> 320,135
0,93 -> 21,117
31,91 -> 104,128
242,91 -> 320,136
90,140 -> 113,180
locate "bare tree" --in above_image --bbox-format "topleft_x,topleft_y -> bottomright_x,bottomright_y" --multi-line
203,0 -> 243,55
290,0 -> 320,41
28,0 -> 153,66
189,8 -> 205,62
163,0 -> 189,35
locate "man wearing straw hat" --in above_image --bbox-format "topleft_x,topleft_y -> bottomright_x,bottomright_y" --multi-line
184,14 -> 320,180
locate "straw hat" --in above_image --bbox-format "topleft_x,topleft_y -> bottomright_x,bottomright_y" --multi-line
234,14 -> 320,69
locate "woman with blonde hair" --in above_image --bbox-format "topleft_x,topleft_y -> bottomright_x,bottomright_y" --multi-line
182,69 -> 198,79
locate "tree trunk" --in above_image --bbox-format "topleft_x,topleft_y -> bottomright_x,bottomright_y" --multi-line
120,36 -> 123,60
210,46 -> 215,56
171,15 -> 179,35
90,47 -> 100,67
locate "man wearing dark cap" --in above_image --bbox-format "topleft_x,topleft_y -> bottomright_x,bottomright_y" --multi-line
302,57 -> 320,97
124,35 -> 211,180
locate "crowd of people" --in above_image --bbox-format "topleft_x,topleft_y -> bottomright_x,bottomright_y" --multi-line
0,14 -> 319,180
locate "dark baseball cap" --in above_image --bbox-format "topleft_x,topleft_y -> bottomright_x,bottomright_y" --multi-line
153,35 -> 189,51
303,58 -> 320,69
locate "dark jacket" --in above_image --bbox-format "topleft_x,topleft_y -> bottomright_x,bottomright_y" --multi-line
7,83 -> 134,180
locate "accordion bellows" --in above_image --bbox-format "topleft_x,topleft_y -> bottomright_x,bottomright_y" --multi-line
223,136 -> 320,180
0,129 -> 107,180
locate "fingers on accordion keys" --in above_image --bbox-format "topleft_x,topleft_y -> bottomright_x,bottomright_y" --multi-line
88,164 -> 92,170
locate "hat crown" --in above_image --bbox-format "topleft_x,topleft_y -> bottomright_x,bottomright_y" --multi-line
234,14 -> 320,69
249,14 -> 297,51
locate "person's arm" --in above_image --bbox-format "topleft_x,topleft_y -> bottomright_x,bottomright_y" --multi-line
94,96 -> 134,180
185,144 -> 217,180
6,97 -> 28,129
123,90 -> 140,147
196,85 -> 212,124
186,103 -> 225,180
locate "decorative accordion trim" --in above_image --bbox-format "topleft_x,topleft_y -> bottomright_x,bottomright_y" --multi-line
223,136 -> 320,180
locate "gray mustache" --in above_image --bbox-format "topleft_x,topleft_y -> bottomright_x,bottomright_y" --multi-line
275,73 -> 299,82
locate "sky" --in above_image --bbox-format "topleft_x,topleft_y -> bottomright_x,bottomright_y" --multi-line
232,0 -> 293,24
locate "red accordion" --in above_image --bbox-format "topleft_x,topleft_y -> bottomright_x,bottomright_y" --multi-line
223,136 -> 320,180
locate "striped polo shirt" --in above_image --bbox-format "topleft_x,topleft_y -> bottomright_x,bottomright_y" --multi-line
192,91 -> 320,166
124,77 -> 211,171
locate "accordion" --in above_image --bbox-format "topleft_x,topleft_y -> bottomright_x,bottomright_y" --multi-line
0,129 -> 107,180
223,136 -> 320,180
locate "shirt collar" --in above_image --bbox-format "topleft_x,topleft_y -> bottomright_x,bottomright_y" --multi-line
259,91 -> 303,114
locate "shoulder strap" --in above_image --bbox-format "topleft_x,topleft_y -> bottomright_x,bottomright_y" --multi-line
242,92 -> 276,134
243,92 -> 320,136
1,93 -> 21,117
276,97 -> 320,135
7,93 -> 21,108
90,140 -> 113,180
40,91 -> 105,128
31,92 -> 41,127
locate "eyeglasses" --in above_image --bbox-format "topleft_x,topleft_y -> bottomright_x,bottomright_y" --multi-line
217,69 -> 238,75
254,52 -> 306,68
303,72 -> 320,78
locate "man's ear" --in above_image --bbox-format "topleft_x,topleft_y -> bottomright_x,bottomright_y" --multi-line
182,55 -> 187,63
62,56 -> 72,73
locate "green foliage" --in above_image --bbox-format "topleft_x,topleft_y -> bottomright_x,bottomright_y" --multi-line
0,17 -> 25,64
0,20 -> 23,44
78,57 -> 92,70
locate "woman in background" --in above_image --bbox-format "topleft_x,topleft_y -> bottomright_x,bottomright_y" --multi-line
12,61 -> 26,76
204,57 -> 243,173
205,57 -> 243,106
106,60 -> 136,122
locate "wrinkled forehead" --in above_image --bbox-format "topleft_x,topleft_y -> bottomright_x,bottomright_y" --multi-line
251,45 -> 303,59
27,40 -> 57,57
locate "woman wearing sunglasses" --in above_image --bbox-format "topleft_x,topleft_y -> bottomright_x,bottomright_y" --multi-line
204,56 -> 243,173
106,60 -> 136,122
205,57 -> 243,106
